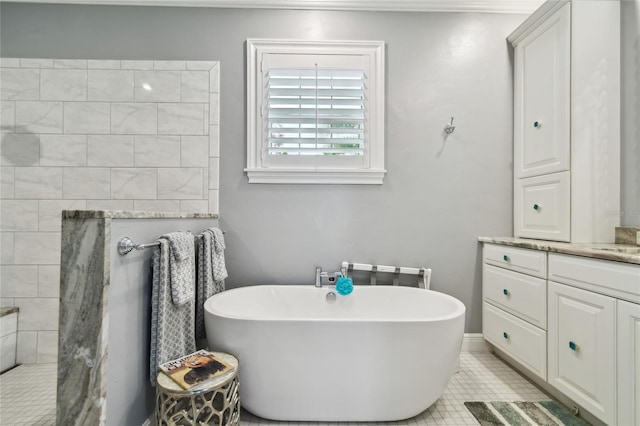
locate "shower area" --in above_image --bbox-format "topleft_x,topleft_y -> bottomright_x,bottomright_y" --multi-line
0,57 -> 221,423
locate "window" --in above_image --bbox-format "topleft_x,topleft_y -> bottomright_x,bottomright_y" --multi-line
246,39 -> 386,184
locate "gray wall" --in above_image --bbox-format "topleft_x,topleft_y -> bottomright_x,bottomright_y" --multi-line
621,0 -> 640,227
1,2 -> 527,332
108,217 -> 218,425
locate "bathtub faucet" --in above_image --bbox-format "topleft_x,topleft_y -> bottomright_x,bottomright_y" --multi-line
315,267 -> 343,288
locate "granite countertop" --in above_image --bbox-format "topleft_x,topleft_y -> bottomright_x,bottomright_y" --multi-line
479,237 -> 640,266
62,210 -> 220,220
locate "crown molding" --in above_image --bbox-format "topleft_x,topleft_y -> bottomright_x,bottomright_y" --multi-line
507,0 -> 568,44
5,0 -> 544,14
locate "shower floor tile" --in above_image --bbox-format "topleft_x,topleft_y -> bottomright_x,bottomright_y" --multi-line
0,352 -> 551,425
0,363 -> 57,426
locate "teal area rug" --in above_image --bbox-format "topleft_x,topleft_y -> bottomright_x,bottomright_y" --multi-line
464,401 -> 591,426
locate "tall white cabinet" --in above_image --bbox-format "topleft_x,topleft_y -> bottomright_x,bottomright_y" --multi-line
486,1 -> 627,424
508,0 -> 620,243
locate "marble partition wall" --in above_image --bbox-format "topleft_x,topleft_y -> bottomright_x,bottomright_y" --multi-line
58,214 -> 108,425
0,58 -> 220,364
58,210 -> 219,425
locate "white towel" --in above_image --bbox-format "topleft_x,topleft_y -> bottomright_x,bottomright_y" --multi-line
149,239 -> 196,386
160,231 -> 195,305
195,228 -> 227,339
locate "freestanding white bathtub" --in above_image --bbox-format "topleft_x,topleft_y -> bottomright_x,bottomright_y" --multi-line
204,285 -> 465,422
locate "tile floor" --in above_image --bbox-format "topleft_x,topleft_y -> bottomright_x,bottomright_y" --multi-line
0,363 -> 57,426
0,352 -> 551,426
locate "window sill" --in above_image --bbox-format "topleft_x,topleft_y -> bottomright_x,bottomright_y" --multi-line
245,168 -> 386,185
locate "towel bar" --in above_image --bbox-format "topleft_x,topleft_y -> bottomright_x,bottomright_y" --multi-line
118,232 -> 225,256
118,237 -> 160,255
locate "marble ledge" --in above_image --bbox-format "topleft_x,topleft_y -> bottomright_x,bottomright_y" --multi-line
0,307 -> 19,317
62,209 -> 219,220
479,237 -> 640,266
616,226 -> 640,245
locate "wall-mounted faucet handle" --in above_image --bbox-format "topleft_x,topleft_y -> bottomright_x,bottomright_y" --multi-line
315,267 -> 344,287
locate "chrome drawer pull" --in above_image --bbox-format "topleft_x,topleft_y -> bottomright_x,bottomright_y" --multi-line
503,289 -> 510,296
503,332 -> 509,339
569,341 -> 578,351
503,255 -> 509,262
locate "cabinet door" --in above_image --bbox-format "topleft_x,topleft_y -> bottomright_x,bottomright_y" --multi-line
618,300 -> 640,426
514,171 -> 570,242
548,281 -> 616,425
514,3 -> 570,179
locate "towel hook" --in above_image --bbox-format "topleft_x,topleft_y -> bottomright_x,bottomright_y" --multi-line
444,117 -> 455,134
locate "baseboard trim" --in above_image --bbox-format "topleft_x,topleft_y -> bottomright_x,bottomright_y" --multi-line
461,333 -> 490,352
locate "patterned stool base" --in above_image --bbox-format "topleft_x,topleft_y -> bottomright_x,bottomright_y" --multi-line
156,375 -> 240,426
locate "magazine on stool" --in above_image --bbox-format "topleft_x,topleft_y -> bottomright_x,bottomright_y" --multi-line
159,350 -> 235,390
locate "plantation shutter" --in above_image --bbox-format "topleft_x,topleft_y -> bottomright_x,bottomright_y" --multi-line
265,66 -> 366,157
246,40 -> 385,184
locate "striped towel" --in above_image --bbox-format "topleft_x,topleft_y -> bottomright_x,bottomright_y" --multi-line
464,401 -> 590,426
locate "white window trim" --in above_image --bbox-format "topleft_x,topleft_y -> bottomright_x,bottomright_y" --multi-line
246,38 -> 386,184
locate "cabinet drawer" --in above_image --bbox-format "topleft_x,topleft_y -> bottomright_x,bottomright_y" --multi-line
483,302 -> 547,380
549,253 -> 640,303
483,264 -> 546,329
483,243 -> 547,278
514,171 -> 570,242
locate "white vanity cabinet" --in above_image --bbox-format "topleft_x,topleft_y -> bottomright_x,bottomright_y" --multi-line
546,253 -> 640,425
482,241 -> 640,425
617,300 -> 640,426
509,0 -> 620,243
482,244 -> 547,380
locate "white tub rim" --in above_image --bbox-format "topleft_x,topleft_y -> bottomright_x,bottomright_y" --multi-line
204,284 -> 466,323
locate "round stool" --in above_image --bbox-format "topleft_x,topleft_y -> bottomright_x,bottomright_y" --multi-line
156,352 -> 240,426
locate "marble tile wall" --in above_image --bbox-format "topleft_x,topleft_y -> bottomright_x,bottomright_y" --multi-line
0,58 -> 220,363
1,309 -> 19,371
